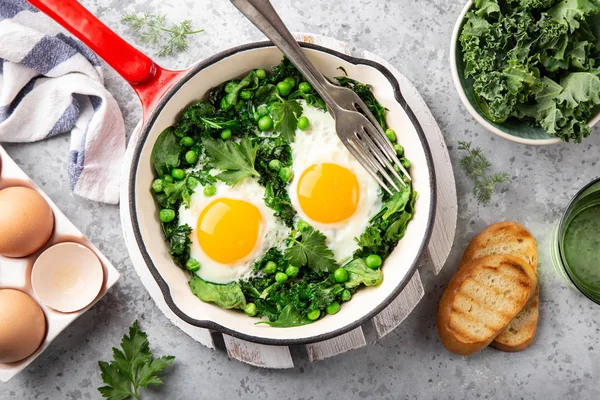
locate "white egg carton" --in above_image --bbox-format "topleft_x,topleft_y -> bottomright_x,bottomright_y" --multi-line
0,145 -> 120,383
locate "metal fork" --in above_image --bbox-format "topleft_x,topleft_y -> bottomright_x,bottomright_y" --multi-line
230,0 -> 411,194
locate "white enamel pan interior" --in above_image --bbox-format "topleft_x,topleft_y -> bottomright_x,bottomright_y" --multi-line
129,42 -> 436,345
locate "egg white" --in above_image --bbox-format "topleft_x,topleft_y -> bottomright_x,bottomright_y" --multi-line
288,103 -> 383,262
178,179 -> 289,284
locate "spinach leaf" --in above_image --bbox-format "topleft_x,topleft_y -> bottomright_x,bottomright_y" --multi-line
284,226 -> 338,273
255,304 -> 312,327
189,275 -> 246,310
152,127 -> 181,177
343,258 -> 383,289
202,137 -> 260,185
382,185 -> 412,220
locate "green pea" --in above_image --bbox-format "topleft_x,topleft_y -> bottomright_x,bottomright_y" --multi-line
171,168 -> 185,181
307,309 -> 320,321
257,104 -> 269,117
298,82 -> 312,93
297,116 -> 309,131
342,289 -> 352,301
224,81 -> 238,93
326,302 -> 341,315
255,69 -> 267,79
203,185 -> 216,197
152,179 -> 164,193
283,77 -> 296,88
186,257 -> 200,272
185,150 -> 198,165
220,98 -> 232,110
277,81 -> 292,96
365,254 -> 382,269
401,158 -> 411,169
163,175 -> 174,183
394,144 -> 404,155
275,272 -> 288,283
258,115 -> 274,132
159,209 -> 175,223
264,261 -> 277,275
297,219 -> 310,232
385,128 -> 396,142
181,136 -> 195,147
240,89 -> 253,100
268,159 -> 282,172
221,129 -> 232,140
333,268 -> 349,283
279,167 -> 293,183
285,265 -> 299,278
186,176 -> 199,190
244,302 -> 258,317
341,289 -> 352,302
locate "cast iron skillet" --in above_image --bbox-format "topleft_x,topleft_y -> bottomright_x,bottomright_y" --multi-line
30,0 -> 436,345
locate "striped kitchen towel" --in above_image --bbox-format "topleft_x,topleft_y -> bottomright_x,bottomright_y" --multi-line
0,0 -> 125,204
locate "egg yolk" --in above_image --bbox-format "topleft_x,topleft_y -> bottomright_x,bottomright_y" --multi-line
297,163 -> 360,224
197,198 -> 263,265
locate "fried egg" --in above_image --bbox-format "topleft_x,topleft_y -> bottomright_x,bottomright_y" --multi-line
288,103 -> 382,262
179,179 -> 289,284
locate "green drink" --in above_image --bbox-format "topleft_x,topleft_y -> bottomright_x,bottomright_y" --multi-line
553,178 -> 600,304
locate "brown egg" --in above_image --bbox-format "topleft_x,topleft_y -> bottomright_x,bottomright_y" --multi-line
0,186 -> 54,257
0,289 -> 46,363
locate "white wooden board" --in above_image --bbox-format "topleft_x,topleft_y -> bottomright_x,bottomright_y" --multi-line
119,32 -> 457,368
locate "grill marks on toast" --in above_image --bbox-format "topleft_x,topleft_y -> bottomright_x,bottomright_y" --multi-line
458,221 -> 539,352
450,265 -> 532,343
437,254 -> 536,356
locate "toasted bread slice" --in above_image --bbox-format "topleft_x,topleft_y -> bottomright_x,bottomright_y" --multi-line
459,222 -> 538,352
438,254 -> 537,356
460,222 -> 537,271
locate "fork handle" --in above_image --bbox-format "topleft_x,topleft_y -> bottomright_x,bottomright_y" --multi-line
230,0 -> 341,112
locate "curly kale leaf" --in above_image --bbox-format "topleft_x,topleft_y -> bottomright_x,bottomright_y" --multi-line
460,0 -> 600,142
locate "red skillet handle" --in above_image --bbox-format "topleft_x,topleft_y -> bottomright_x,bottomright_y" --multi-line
28,0 -> 186,121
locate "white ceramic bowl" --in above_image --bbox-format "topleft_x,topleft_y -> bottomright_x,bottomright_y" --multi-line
128,42 -> 436,345
450,0 -> 600,145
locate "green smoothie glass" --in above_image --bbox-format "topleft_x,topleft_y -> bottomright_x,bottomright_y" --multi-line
552,177 -> 600,304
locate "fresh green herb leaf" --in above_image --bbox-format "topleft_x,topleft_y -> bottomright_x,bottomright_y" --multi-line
343,258 -> 383,289
202,137 -> 260,185
381,185 -> 412,220
284,226 -> 337,273
270,100 -> 303,143
98,321 -> 175,400
189,275 -> 246,310
458,141 -> 511,204
121,12 -> 203,57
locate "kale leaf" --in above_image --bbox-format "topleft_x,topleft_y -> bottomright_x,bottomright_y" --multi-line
460,0 -> 600,142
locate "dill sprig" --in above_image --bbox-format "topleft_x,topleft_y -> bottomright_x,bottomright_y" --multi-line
458,141 -> 511,204
121,12 -> 204,57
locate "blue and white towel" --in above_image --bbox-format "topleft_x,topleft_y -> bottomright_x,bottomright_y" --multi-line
0,0 -> 125,204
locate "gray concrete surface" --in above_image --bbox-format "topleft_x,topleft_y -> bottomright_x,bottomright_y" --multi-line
2,0 -> 600,399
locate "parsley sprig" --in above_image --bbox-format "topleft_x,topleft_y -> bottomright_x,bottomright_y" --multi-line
121,13 -> 204,57
98,321 -> 175,400
458,141 -> 511,204
284,226 -> 338,273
